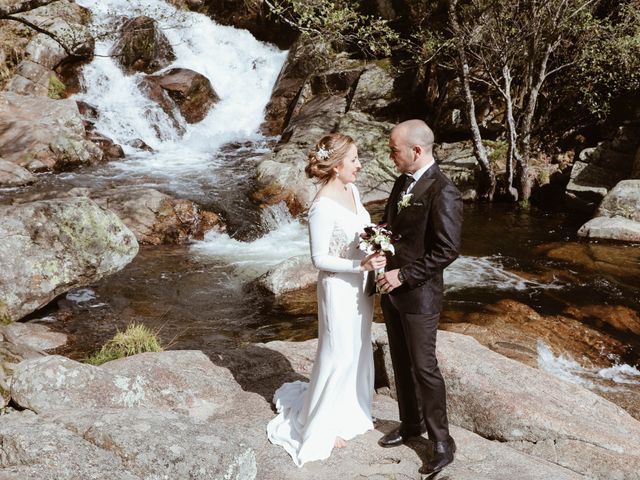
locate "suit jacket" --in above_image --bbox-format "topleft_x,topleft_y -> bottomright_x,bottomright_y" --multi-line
378,163 -> 463,314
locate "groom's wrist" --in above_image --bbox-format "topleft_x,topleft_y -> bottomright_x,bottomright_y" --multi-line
397,268 -> 406,284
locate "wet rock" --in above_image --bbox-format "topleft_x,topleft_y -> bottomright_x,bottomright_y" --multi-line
0,197 -> 138,322
0,322 -> 67,351
537,241 -> 640,280
578,216 -> 640,242
111,16 -> 175,74
75,100 -> 98,119
0,158 -> 34,187
87,132 -> 126,160
0,92 -> 103,172
91,186 -> 224,245
257,255 -> 317,296
127,138 -> 154,151
146,68 -> 219,123
440,300 -> 631,366
136,75 -> 185,132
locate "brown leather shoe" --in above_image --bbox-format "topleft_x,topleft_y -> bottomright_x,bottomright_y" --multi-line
378,425 -> 426,448
420,436 -> 456,474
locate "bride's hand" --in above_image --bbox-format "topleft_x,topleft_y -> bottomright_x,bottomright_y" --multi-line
360,252 -> 387,272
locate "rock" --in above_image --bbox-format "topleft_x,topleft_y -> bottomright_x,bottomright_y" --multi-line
260,37 -> 336,136
90,186 -> 224,245
566,160 -> 625,208
0,410 -> 137,480
438,331 -> 640,479
576,180 -> 640,241
0,322 -> 67,351
439,299 -> 632,369
111,16 -> 175,74
11,351 -> 239,413
255,95 -> 348,213
127,138 -> 154,151
263,329 -> 640,479
257,255 -> 317,296
136,76 -> 185,133
538,242 -> 640,280
349,61 -> 398,117
0,158 -> 34,187
0,92 -> 103,172
0,197 -> 138,322
87,132 -> 125,160
337,111 -> 397,203
596,179 -> 640,222
146,68 -> 219,123
7,1 -> 94,97
578,216 -> 640,242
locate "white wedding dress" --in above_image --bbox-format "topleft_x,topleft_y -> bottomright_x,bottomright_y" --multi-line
267,183 -> 375,467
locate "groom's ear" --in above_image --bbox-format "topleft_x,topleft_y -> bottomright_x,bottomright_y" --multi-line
413,144 -> 422,158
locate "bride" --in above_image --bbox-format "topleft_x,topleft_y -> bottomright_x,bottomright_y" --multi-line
266,133 -> 386,467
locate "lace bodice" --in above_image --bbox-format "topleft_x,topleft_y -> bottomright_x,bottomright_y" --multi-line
308,184 -> 371,274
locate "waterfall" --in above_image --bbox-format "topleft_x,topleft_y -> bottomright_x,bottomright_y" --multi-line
74,0 -> 287,177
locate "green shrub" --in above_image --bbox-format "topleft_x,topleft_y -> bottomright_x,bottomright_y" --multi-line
84,323 -> 163,366
48,74 -> 66,99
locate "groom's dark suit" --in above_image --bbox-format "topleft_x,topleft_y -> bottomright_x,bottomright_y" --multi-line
381,162 -> 462,442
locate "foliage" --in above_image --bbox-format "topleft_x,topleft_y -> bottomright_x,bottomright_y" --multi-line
47,74 -> 66,99
264,0 -> 402,57
84,323 -> 163,366
547,1 -> 640,126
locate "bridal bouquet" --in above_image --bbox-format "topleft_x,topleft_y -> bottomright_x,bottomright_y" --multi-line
358,223 -> 399,256
359,224 -> 400,293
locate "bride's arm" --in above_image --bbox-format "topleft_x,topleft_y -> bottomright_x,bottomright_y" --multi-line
308,203 -> 363,273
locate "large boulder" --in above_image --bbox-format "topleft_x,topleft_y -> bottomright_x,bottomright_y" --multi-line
257,255 -> 317,296
578,180 -> 640,242
4,349 -> 271,480
6,0 -> 94,97
263,329 -> 640,479
89,187 -> 224,245
11,351 -> 245,414
566,124 -> 639,210
145,68 -> 219,123
0,92 -> 103,172
0,197 -> 138,322
110,16 -> 175,74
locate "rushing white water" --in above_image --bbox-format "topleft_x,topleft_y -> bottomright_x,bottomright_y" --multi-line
537,341 -> 640,390
192,215 -> 565,291
74,0 -> 287,177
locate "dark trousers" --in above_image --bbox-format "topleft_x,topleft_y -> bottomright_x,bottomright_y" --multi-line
381,296 -> 450,442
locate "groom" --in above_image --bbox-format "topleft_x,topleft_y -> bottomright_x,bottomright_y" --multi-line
375,119 -> 462,475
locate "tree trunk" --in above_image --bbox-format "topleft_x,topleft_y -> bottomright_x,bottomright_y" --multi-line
448,0 -> 495,200
502,65 -> 519,202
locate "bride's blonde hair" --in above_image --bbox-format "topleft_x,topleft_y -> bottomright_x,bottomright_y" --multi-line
305,133 -> 355,184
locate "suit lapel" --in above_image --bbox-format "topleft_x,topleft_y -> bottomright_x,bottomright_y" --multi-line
386,176 -> 405,224
393,164 -> 439,220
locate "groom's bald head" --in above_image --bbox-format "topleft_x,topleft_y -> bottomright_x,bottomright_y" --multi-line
391,120 -> 434,153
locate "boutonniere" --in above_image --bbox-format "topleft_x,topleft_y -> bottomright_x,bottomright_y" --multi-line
397,193 -> 413,212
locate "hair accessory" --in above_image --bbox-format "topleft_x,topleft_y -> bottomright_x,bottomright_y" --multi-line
316,145 -> 331,160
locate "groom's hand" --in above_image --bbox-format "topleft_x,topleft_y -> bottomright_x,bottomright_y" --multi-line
376,269 -> 402,294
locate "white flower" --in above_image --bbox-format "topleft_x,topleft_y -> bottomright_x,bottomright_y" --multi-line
316,145 -> 330,160
397,193 -> 413,212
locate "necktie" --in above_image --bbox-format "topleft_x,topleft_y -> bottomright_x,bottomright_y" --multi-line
401,174 -> 415,195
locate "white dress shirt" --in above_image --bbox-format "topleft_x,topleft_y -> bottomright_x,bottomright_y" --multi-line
406,161 -> 435,194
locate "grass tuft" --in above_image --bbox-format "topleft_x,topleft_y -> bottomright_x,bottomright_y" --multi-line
84,323 -> 163,366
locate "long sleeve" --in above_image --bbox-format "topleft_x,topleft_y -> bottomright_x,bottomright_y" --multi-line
308,201 -> 363,274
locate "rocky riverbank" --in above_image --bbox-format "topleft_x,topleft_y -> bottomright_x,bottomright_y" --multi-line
1,323 -> 639,479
